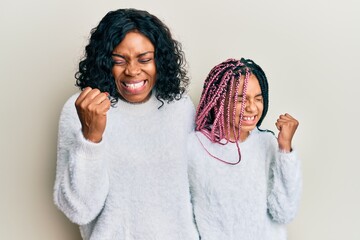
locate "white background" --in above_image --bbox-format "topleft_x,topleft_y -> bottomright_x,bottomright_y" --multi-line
1,0 -> 359,239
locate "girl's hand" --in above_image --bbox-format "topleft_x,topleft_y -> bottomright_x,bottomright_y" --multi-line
75,87 -> 111,143
275,113 -> 299,152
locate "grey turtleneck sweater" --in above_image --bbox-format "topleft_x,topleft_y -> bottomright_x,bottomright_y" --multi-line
188,128 -> 302,240
54,92 -> 199,240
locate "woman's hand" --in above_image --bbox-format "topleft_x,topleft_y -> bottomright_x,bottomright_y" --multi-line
275,113 -> 299,152
75,87 -> 111,143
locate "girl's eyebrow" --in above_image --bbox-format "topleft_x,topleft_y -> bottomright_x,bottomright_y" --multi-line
238,93 -> 263,98
111,51 -> 154,58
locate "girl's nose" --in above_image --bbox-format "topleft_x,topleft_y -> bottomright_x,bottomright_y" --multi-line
245,99 -> 256,112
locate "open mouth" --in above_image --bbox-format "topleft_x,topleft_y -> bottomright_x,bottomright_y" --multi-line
242,116 -> 256,121
122,80 -> 146,90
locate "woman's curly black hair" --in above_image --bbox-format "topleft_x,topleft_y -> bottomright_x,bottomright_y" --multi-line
75,8 -> 189,107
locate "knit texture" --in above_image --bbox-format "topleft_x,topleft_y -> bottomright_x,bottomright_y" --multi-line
54,92 -> 199,240
188,128 -> 302,240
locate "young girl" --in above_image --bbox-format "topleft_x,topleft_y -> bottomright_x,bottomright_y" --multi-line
188,58 -> 302,240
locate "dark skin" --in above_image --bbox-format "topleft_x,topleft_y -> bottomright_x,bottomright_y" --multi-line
227,74 -> 299,152
275,113 -> 299,152
75,32 -> 157,143
75,87 -> 111,143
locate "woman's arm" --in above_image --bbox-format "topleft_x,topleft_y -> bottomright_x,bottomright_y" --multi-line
53,93 -> 110,225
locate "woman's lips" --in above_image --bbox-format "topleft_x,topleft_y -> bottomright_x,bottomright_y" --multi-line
121,80 -> 147,94
122,80 -> 146,89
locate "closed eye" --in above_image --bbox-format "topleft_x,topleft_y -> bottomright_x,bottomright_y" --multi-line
112,54 -> 126,65
113,60 -> 126,65
138,58 -> 153,64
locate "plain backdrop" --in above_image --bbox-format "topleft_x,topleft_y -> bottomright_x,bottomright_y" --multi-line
1,0 -> 359,239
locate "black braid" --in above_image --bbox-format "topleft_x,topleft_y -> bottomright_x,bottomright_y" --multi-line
239,58 -> 269,127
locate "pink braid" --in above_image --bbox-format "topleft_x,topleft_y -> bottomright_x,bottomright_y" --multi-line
195,58 -> 249,164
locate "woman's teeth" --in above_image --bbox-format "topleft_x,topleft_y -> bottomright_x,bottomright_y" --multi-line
124,81 -> 145,89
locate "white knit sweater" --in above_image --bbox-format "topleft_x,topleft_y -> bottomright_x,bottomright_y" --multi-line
54,92 -> 199,240
188,128 -> 302,240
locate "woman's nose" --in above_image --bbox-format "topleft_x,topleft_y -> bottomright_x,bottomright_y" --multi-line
125,62 -> 141,76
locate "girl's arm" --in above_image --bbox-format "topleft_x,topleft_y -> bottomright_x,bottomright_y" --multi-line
267,113 -> 302,224
267,150 -> 302,224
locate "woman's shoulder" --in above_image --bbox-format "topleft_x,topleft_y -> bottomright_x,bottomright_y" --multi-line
167,94 -> 195,109
163,94 -> 196,118
62,91 -> 81,109
59,91 -> 81,121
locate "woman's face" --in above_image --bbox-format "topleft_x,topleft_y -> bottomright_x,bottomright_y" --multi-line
112,31 -> 156,103
227,74 -> 264,141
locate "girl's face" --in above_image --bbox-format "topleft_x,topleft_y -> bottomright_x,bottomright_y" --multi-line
111,31 -> 157,103
227,74 -> 264,141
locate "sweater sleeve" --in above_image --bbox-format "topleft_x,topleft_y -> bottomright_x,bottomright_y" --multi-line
182,95 -> 196,134
53,94 -> 110,225
267,138 -> 302,224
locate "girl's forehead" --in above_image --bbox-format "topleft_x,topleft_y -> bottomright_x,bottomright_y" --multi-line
235,74 -> 262,95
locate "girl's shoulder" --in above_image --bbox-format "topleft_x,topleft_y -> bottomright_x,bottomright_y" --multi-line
251,127 -> 275,137
251,127 -> 277,148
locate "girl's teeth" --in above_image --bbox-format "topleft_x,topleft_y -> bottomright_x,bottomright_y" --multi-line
243,116 -> 255,121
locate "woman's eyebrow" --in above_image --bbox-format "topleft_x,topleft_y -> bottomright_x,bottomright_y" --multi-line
111,51 -> 154,58
111,53 -> 125,58
138,51 -> 155,57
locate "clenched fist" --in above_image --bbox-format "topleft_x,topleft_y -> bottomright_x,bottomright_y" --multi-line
275,113 -> 299,152
75,87 -> 111,143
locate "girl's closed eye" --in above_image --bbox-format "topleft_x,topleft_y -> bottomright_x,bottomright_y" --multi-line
238,95 -> 245,103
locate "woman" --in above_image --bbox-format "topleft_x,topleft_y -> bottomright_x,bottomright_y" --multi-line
53,8 -> 198,240
188,58 -> 302,240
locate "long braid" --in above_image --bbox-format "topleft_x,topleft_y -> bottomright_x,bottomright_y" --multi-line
195,58 -> 269,164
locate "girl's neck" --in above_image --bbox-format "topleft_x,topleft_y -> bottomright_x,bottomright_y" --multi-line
226,130 -> 250,142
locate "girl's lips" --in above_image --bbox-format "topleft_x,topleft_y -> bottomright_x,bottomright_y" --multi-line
241,115 -> 258,125
242,116 -> 255,121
